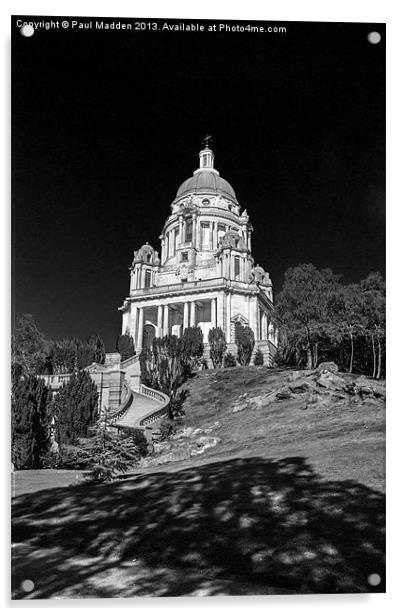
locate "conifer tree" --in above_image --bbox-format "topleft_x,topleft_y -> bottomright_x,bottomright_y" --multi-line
63,426 -> 142,482
253,348 -> 264,366
87,333 -> 106,365
12,314 -> 46,375
116,330 -> 136,361
11,375 -> 51,469
49,371 -> 98,446
208,327 -> 227,368
235,323 -> 255,366
181,326 -> 204,376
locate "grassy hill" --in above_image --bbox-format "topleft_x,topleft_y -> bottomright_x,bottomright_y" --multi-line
12,366 -> 385,598
154,366 -> 385,491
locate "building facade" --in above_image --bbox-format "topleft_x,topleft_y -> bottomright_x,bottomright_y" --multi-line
119,144 -> 277,363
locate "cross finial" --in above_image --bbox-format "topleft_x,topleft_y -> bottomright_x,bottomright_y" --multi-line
203,134 -> 213,149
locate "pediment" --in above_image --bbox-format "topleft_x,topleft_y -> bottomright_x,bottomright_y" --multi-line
231,313 -> 248,325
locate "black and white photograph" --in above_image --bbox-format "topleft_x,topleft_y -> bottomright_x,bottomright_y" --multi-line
10,11 -> 385,600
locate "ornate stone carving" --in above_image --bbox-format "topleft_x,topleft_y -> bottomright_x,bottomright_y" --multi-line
220,230 -> 247,250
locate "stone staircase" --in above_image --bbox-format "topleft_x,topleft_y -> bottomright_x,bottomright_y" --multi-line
107,356 -> 170,440
115,391 -> 158,428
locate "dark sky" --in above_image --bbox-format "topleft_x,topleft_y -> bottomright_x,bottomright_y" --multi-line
12,17 -> 385,351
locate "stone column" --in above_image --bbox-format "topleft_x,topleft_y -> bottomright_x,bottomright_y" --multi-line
163,304 -> 169,336
190,301 -> 196,327
137,307 -> 144,349
157,305 -> 163,337
161,237 -> 165,263
256,308 -> 260,340
170,230 -> 174,257
249,296 -> 256,336
131,306 -> 138,340
226,292 -> 232,341
198,220 -> 202,249
212,222 -> 217,250
255,298 -> 260,340
216,293 -> 224,328
251,298 -> 258,338
183,301 -> 189,330
192,215 -> 197,249
211,297 -> 217,328
262,312 -> 268,340
122,309 -> 129,335
179,216 -> 184,245
223,253 -> 228,278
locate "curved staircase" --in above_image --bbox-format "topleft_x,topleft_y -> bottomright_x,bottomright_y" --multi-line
107,355 -> 170,439
114,390 -> 163,428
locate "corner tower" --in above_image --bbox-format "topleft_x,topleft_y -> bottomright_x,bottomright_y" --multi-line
119,141 -> 277,363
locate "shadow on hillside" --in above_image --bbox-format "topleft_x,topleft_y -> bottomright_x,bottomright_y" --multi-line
12,456 -> 385,598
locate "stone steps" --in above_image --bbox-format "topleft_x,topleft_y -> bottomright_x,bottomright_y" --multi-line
115,391 -> 161,428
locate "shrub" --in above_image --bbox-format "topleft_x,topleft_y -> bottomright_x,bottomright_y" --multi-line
11,375 -> 51,469
224,352 -> 237,367
159,418 -> 174,440
116,331 -> 136,361
49,370 -> 98,446
59,428 -> 142,481
169,389 -> 188,418
181,326 -> 204,376
254,348 -> 264,366
116,426 -> 148,457
158,415 -> 185,441
39,450 -> 62,469
208,327 -> 227,368
235,324 -> 255,366
12,314 -> 47,376
140,335 -> 185,396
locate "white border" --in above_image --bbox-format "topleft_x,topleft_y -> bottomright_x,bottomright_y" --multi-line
2,1 -> 400,614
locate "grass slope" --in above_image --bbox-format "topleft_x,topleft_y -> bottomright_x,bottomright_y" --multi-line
175,366 -> 385,491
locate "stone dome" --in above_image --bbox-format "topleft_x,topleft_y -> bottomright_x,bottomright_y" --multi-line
176,170 -> 237,202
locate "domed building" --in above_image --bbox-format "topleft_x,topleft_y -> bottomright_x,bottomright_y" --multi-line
119,142 -> 277,364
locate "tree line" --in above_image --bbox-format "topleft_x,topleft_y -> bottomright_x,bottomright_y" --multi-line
274,264 -> 385,378
12,314 -> 107,376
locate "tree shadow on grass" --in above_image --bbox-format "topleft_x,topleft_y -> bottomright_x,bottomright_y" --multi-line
12,456 -> 385,598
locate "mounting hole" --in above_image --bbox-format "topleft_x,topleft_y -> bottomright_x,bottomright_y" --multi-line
21,579 -> 35,592
367,31 -> 381,45
367,573 -> 381,586
20,24 -> 35,37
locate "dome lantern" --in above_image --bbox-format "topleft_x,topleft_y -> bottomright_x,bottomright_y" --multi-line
199,146 -> 214,170
174,139 -> 238,203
